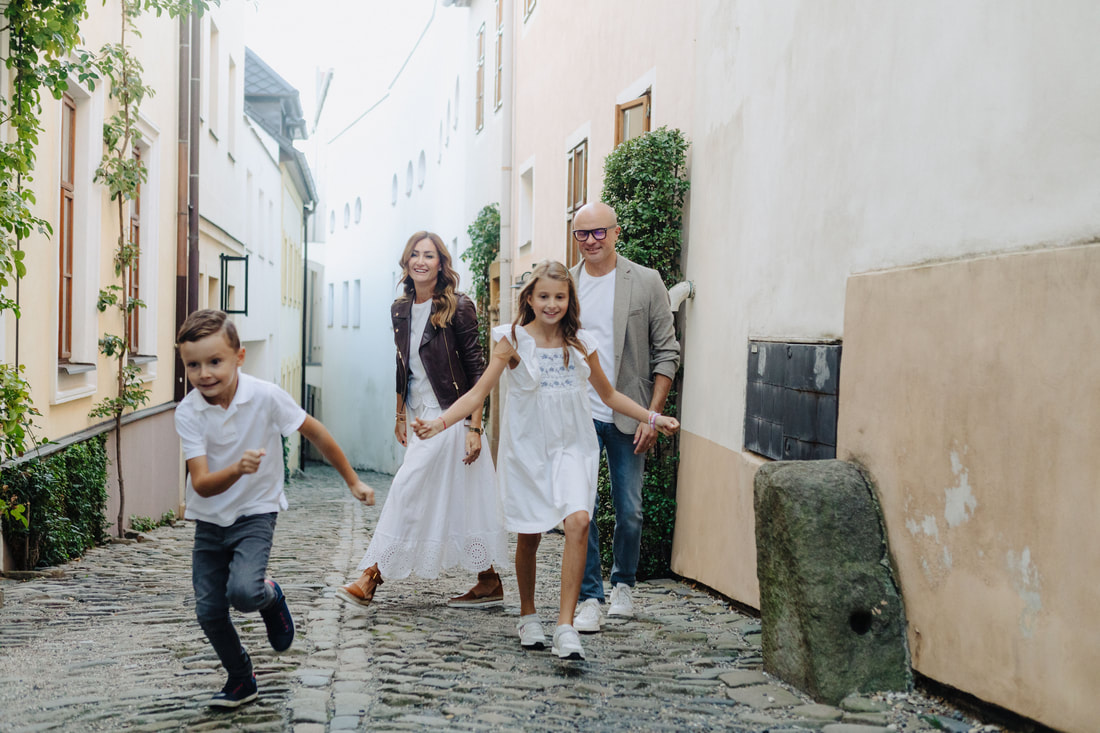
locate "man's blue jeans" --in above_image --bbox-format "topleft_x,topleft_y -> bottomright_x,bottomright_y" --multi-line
192,513 -> 278,679
580,420 -> 645,602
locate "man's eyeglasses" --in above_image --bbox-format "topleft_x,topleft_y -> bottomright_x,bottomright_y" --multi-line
572,228 -> 612,242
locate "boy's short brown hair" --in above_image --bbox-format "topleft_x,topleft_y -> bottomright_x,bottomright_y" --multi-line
176,309 -> 241,350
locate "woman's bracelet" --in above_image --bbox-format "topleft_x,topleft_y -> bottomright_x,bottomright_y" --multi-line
648,411 -> 659,430
396,413 -> 406,422
467,426 -> 483,435
440,416 -> 448,430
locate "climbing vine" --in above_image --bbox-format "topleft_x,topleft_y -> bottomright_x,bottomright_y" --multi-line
0,0 -> 93,530
89,0 -> 212,536
596,126 -> 691,579
462,203 -> 500,356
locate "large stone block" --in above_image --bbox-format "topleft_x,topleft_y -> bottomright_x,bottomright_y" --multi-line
754,459 -> 911,703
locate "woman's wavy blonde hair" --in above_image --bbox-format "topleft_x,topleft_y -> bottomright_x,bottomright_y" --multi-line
397,231 -> 460,328
512,260 -> 587,367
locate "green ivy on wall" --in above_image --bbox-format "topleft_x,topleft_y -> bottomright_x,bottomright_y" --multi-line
462,202 -> 500,357
0,435 -> 109,570
595,126 -> 691,580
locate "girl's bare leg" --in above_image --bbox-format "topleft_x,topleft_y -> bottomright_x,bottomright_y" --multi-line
515,533 -> 541,617
557,511 -> 589,627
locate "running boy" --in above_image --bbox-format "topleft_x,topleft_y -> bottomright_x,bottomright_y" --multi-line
175,309 -> 374,707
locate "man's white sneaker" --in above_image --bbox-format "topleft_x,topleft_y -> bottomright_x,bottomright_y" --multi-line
573,598 -> 602,633
551,624 -> 586,660
608,583 -> 634,618
516,615 -> 546,650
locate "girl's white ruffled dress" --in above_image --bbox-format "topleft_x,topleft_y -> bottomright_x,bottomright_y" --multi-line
492,323 -> 599,533
358,301 -> 507,579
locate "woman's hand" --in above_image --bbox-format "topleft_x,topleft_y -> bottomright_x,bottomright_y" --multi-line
395,416 -> 407,446
412,417 -> 445,440
348,479 -> 375,506
463,429 -> 482,465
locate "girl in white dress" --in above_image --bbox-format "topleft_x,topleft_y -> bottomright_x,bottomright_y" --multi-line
414,260 -> 678,660
337,232 -> 508,609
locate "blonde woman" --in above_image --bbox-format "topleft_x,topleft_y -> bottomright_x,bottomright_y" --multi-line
337,232 -> 507,609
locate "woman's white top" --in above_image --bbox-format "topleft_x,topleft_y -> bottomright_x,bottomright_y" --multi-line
406,299 -> 439,411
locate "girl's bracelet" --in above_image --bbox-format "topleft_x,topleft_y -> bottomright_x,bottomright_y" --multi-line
648,411 -> 659,430
396,413 -> 406,421
440,416 -> 448,430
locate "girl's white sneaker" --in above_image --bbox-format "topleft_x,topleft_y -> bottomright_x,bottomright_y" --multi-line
517,615 -> 546,650
552,624 -> 586,660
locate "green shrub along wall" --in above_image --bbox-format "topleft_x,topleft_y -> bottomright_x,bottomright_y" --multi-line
0,435 -> 110,570
594,126 -> 690,580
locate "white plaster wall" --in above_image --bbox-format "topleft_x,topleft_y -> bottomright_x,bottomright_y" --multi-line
316,1 -> 502,472
682,0 -> 1100,450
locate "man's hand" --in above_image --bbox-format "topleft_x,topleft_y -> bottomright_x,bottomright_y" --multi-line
349,479 -> 375,506
633,423 -> 659,455
237,448 -> 266,474
463,430 -> 482,465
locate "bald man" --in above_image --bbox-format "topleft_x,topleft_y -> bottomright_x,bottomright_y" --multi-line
568,201 -> 680,633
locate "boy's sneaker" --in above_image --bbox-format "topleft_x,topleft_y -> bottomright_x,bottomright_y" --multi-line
608,583 -> 634,618
573,598 -> 602,633
209,674 -> 258,708
551,624 -> 586,660
260,579 -> 294,652
516,615 -> 546,650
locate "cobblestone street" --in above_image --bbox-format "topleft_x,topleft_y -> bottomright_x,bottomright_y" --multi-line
0,464 -> 990,732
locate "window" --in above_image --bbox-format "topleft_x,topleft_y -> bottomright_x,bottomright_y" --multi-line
227,56 -> 238,154
519,165 -> 534,253
417,151 -> 426,188
565,139 -> 587,268
454,77 -> 460,130
326,283 -> 334,327
475,24 -> 485,132
343,202 -> 350,228
405,161 -> 414,197
329,210 -> 335,233
524,0 -> 536,21
128,147 -> 141,354
494,0 -> 503,111
352,280 -> 361,328
207,20 -> 220,135
391,174 -> 399,205
615,91 -> 651,146
341,281 -> 349,327
58,93 -> 76,362
354,197 -> 362,224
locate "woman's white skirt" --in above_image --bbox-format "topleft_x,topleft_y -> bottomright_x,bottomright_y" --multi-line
358,403 -> 508,579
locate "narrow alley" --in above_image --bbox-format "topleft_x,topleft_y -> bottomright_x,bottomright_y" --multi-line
0,465 -> 987,732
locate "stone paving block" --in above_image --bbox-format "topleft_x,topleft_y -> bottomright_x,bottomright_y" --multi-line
793,703 -> 845,721
719,669 -> 770,688
822,725 -> 891,733
726,684 -> 804,708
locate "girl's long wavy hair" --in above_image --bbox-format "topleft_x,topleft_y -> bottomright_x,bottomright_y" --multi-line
512,260 -> 587,367
397,231 -> 460,328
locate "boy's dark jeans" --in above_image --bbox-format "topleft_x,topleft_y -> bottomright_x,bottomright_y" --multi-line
193,513 -> 278,679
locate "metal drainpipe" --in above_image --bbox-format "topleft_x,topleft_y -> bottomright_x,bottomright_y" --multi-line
174,11 -> 190,401
498,0 -> 514,324
187,3 -> 200,317
299,202 -> 312,472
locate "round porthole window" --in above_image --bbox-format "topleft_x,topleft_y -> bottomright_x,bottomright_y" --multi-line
354,197 -> 362,224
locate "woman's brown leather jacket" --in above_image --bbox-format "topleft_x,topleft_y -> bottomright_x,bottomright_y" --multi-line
392,292 -> 485,409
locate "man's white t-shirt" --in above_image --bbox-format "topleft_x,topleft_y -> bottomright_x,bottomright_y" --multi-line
175,371 -> 307,527
576,266 -> 616,423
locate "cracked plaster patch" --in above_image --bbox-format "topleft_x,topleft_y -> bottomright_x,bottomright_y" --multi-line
944,450 -> 977,528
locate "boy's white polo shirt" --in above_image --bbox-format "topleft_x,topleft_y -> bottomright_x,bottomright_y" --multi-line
175,371 -> 307,527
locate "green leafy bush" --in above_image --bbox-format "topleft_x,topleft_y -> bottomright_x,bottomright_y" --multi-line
462,203 -> 501,356
593,127 -> 690,580
129,509 -> 175,533
0,435 -> 109,569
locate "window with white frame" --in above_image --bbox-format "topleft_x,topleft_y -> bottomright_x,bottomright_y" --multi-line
327,283 -> 334,327
475,24 -> 485,132
352,280 -> 361,328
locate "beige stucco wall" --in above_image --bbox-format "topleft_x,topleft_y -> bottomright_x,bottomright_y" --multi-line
837,243 -> 1100,733
510,0 -> 696,274
671,432 -> 762,607
105,409 -> 186,529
